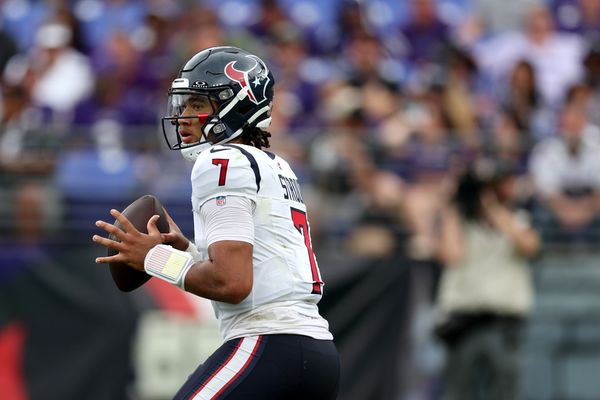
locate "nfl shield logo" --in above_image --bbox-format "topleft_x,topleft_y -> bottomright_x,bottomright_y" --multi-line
216,196 -> 227,206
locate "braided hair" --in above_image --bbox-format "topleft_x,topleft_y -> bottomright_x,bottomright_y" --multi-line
241,126 -> 271,149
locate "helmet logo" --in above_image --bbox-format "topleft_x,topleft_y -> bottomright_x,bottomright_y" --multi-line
171,78 -> 189,88
224,55 -> 270,105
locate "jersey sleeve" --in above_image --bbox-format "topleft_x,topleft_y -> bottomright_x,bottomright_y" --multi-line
191,145 -> 260,209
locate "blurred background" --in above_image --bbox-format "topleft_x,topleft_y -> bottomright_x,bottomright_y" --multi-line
1,0 -> 600,399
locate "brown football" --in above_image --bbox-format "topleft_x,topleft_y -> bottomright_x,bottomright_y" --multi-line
108,194 -> 170,292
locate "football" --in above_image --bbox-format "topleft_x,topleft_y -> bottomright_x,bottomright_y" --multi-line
108,194 -> 170,292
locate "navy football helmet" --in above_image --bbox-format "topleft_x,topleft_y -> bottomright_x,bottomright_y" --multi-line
162,46 -> 275,161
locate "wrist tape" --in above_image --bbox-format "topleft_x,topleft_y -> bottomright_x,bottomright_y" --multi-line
144,244 -> 193,289
185,241 -> 203,262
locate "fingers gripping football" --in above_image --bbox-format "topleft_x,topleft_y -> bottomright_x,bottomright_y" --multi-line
93,209 -> 163,271
160,207 -> 190,251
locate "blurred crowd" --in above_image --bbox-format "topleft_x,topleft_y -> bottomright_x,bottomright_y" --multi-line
1,0 -> 600,398
0,0 -> 599,249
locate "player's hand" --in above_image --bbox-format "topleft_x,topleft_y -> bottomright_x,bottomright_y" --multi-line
160,207 -> 190,251
92,209 -> 163,271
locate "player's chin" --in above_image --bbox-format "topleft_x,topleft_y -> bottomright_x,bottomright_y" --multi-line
180,135 -> 200,145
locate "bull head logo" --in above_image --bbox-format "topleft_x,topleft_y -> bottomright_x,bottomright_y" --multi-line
224,55 -> 270,105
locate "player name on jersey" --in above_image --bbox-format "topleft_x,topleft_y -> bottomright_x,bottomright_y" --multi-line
278,175 -> 304,204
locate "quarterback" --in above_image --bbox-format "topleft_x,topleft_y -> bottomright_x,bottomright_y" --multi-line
93,46 -> 340,399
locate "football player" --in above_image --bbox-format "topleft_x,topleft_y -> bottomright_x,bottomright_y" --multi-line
92,46 -> 340,399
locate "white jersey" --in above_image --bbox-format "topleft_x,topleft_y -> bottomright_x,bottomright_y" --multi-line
190,143 -> 333,341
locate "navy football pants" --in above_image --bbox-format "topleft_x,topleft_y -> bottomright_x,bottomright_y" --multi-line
173,334 -> 340,400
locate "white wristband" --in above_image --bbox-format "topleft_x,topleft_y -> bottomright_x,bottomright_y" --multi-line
185,241 -> 203,262
144,244 -> 194,289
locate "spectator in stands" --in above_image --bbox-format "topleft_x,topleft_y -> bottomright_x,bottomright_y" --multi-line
399,0 -> 451,65
247,0 -> 291,42
74,0 -> 148,52
169,4 -> 227,67
0,83 -> 53,175
0,82 -> 61,269
529,104 -> 600,243
27,21 -> 94,125
485,109 -> 532,175
564,82 -> 599,124
499,60 -> 546,137
430,43 -> 482,148
306,80 -> 408,254
474,3 -> 585,107
0,27 -> 18,76
388,100 -> 458,261
468,0 -> 539,36
584,40 -> 600,87
75,29 -> 161,126
551,0 -> 600,39
326,0 -> 371,56
267,23 -> 322,131
52,5 -> 89,54
361,78 -> 405,133
339,30 -> 400,89
0,0 -> 50,51
435,159 -> 540,400
582,40 -> 600,126
133,8 -> 180,87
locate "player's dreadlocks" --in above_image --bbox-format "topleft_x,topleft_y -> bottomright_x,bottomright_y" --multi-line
242,126 -> 271,149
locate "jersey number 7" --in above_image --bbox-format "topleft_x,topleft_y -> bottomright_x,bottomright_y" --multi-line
212,158 -> 229,186
291,208 -> 322,294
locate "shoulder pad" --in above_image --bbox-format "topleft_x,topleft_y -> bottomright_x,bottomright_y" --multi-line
191,144 -> 261,208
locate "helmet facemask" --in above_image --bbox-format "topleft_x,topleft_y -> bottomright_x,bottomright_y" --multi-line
161,90 -> 235,162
